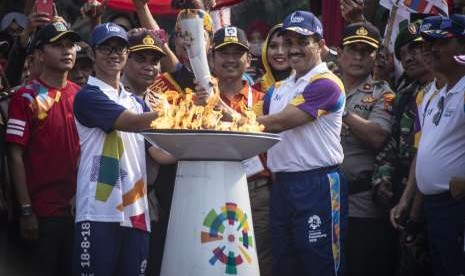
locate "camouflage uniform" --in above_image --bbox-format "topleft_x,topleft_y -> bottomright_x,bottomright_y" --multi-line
372,80 -> 435,276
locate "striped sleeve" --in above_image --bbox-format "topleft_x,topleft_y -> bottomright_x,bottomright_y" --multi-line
5,88 -> 34,146
291,78 -> 345,120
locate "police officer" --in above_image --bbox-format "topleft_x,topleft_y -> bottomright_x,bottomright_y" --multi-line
337,22 -> 397,276
122,28 -> 166,97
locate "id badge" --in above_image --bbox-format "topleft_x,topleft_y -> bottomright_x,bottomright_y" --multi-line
241,156 -> 265,178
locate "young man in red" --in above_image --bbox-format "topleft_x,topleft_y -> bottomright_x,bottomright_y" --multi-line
6,21 -> 81,276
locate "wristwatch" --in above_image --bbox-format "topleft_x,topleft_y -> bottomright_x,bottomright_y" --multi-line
20,204 -> 33,216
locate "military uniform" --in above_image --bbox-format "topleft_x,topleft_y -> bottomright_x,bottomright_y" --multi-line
373,80 -> 435,276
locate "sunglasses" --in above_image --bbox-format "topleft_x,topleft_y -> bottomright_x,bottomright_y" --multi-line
432,96 -> 444,126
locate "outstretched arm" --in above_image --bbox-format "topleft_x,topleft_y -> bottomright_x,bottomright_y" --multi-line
257,105 -> 313,133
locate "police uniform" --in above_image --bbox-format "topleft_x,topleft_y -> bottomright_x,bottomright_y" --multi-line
342,76 -> 395,217
339,22 -> 397,276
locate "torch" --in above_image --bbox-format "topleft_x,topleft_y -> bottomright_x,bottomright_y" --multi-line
178,10 -> 214,96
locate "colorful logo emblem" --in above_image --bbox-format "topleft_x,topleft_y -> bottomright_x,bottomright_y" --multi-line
201,202 -> 254,275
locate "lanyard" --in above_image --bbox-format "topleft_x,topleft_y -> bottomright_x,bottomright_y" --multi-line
422,88 -> 441,127
247,84 -> 253,109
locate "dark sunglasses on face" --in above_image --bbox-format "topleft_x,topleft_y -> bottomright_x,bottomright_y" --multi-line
95,45 -> 128,55
432,96 -> 444,126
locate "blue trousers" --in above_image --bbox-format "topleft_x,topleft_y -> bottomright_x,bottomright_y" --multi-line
72,221 -> 149,276
424,192 -> 465,276
270,166 -> 348,276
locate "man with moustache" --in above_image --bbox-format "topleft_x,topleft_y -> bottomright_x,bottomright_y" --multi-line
414,14 -> 465,276
256,11 -> 347,276
72,23 -> 160,276
337,22 -> 396,276
6,21 -> 81,276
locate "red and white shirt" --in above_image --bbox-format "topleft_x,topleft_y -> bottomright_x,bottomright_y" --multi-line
6,79 -> 80,218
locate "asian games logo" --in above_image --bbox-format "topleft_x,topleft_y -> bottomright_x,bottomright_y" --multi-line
308,215 -> 322,230
308,214 -> 326,243
106,23 -> 121,33
290,12 -> 305,23
201,202 -> 254,275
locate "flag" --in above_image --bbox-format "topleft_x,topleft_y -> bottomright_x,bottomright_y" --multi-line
379,0 -> 449,52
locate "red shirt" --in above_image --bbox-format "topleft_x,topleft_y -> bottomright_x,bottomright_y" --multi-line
6,79 -> 80,218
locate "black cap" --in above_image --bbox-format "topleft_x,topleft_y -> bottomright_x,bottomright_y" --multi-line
31,21 -> 80,50
394,20 -> 423,59
76,41 -> 94,62
128,29 -> 165,56
342,22 -> 381,50
213,26 -> 249,51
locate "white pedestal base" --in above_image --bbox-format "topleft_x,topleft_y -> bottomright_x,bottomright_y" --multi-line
160,161 -> 260,276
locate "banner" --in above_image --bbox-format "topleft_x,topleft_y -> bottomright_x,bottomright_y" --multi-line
106,0 -> 242,16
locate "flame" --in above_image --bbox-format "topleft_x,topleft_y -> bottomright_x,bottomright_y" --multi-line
148,89 -> 264,133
